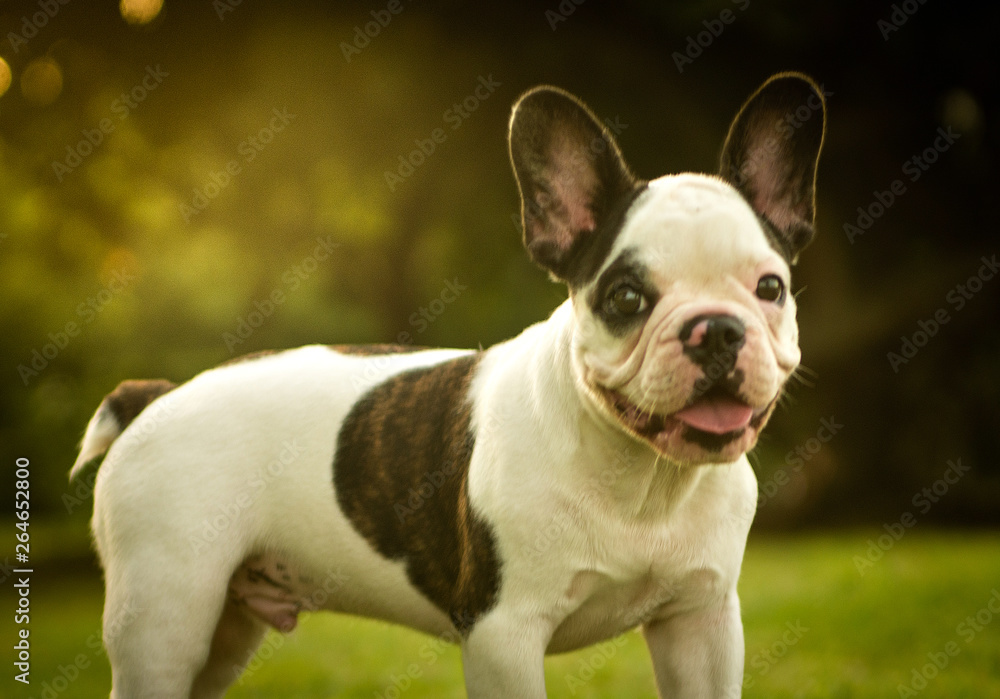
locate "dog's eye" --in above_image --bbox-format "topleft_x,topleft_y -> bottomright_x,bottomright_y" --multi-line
607,284 -> 647,316
755,274 -> 786,304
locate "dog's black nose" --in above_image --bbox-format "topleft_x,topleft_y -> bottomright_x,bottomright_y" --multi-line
680,314 -> 746,372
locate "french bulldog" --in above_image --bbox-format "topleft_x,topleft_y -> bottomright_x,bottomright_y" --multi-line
71,72 -> 825,698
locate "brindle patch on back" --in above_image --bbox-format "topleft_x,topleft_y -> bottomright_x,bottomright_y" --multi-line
220,345 -> 425,370
332,353 -> 501,633
217,349 -> 283,368
328,344 -> 430,356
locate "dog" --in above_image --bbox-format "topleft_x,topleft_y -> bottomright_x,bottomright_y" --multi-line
71,72 -> 825,698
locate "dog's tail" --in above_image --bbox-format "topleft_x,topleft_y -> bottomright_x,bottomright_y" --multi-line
70,379 -> 177,480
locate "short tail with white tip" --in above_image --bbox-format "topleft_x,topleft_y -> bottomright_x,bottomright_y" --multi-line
70,379 -> 177,480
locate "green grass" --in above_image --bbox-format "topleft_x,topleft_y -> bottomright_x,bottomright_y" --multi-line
10,530 -> 1000,698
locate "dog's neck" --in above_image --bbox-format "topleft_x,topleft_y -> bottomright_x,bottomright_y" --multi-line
505,299 -> 712,522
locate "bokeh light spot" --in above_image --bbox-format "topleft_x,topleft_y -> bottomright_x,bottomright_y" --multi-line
0,57 -> 11,98
941,88 -> 983,137
20,57 -> 63,106
120,0 -> 164,26
101,246 -> 142,285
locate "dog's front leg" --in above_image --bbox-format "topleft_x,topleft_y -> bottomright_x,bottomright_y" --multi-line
461,608 -> 550,699
642,590 -> 745,699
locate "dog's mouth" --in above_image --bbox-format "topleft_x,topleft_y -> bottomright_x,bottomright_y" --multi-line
600,383 -> 771,455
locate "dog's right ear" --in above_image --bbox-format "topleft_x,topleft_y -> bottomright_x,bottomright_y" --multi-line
719,73 -> 826,263
509,86 -> 639,283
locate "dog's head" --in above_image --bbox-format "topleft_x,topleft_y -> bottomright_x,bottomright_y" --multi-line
509,74 -> 826,465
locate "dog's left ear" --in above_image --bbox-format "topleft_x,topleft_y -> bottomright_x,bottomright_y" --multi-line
720,72 -> 827,263
509,86 -> 639,283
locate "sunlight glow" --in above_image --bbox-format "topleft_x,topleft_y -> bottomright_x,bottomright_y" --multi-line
120,0 -> 164,26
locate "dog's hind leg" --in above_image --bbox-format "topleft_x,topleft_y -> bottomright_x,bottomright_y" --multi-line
190,598 -> 270,698
100,543 -> 254,699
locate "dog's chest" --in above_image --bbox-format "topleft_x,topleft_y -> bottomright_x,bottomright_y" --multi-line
546,566 -> 705,652
504,460 -> 756,653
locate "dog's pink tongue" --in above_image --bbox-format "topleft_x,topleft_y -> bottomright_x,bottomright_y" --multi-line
675,397 -> 753,434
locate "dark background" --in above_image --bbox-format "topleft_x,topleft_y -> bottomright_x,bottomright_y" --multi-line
1,0 -> 997,529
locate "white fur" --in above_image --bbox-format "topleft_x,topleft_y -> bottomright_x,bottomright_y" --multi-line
90,347 -> 469,696
569,174 -> 799,465
466,300 -> 758,652
71,403 -> 122,479
79,175 -> 801,699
